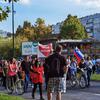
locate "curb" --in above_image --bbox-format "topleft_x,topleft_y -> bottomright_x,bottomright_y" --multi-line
91,80 -> 100,82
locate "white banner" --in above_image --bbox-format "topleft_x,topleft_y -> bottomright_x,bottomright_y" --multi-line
32,42 -> 38,55
22,42 -> 38,55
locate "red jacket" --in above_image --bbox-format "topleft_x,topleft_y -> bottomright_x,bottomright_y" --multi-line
30,66 -> 44,84
8,64 -> 17,76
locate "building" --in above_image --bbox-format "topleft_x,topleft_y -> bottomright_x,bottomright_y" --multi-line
80,13 -> 100,41
51,13 -> 100,41
57,39 -> 100,57
52,22 -> 61,34
0,30 -> 9,38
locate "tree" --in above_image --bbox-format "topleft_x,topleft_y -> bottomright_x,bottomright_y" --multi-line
15,18 -> 52,42
16,25 -> 23,35
16,21 -> 35,40
34,18 -> 45,35
60,14 -> 88,39
0,0 -> 17,21
34,18 -> 52,39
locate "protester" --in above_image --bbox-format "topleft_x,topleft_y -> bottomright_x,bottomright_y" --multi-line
43,58 -> 49,90
31,59 -> 44,100
66,56 -> 71,80
66,56 -> 71,65
78,58 -> 87,86
21,56 -> 31,92
70,57 -> 77,77
8,58 -> 18,88
86,56 -> 93,87
91,57 -> 96,74
45,45 -> 67,100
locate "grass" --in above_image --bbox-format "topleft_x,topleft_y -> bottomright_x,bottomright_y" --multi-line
91,73 -> 100,81
0,93 -> 25,100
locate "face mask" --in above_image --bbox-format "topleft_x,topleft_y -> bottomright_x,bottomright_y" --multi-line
36,62 -> 40,66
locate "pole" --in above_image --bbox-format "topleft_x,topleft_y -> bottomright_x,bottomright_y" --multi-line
93,19 -> 96,57
12,0 -> 14,57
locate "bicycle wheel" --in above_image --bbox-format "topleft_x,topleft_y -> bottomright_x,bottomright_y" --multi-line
0,77 -> 3,87
79,75 -> 86,89
70,75 -> 78,88
6,77 -> 14,94
15,79 -> 24,95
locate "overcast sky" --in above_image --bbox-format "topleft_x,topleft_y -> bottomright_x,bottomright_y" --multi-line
0,0 -> 100,32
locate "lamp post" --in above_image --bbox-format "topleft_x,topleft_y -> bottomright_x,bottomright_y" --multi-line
92,18 -> 96,57
12,0 -> 15,57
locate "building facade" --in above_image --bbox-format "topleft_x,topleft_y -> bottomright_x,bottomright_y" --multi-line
52,22 -> 61,34
80,13 -> 100,41
51,13 -> 100,41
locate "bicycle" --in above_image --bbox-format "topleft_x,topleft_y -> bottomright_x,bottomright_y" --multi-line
0,76 -> 3,87
0,68 -> 4,88
6,74 -> 24,95
66,68 -> 86,89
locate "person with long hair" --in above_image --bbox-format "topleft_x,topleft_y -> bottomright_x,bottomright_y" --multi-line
8,58 -> 18,88
31,59 -> 44,100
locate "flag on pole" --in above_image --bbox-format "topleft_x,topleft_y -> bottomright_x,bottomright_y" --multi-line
74,47 -> 84,63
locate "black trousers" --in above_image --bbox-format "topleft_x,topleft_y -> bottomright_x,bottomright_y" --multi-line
32,83 -> 43,98
87,69 -> 92,86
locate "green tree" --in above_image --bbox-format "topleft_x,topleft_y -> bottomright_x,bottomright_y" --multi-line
16,21 -> 35,40
60,14 -> 87,39
35,18 -> 45,35
0,0 -> 17,21
34,18 -> 52,39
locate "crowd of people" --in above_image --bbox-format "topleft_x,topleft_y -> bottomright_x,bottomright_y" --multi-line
0,45 -> 99,100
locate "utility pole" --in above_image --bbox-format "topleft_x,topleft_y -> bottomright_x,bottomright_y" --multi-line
12,0 -> 15,57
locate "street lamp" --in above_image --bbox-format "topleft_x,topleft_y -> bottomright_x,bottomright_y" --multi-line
12,0 -> 15,57
92,18 -> 96,57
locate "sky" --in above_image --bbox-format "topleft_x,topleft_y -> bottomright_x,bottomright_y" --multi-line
0,0 -> 100,33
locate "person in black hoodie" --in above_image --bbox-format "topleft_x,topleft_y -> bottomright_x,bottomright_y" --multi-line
21,56 -> 31,92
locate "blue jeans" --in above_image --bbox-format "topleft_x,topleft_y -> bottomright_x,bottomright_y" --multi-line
24,74 -> 30,92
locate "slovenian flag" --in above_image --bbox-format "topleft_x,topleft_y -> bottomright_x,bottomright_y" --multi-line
74,47 -> 84,63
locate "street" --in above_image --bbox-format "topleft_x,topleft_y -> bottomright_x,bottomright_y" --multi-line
1,81 -> 99,100
21,81 -> 100,100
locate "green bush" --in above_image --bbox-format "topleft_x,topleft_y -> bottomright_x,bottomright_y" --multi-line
0,93 -> 25,100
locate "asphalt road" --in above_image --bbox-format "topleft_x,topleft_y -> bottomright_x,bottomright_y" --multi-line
0,81 -> 100,100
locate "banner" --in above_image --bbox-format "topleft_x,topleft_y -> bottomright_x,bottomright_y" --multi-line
22,42 -> 38,55
38,43 -> 53,58
32,42 -> 38,55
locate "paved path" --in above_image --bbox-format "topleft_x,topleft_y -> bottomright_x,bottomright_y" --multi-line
0,81 -> 100,100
